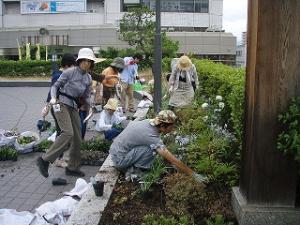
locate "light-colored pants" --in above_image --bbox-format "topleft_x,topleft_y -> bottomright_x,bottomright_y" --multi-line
120,81 -> 134,111
43,104 -> 81,171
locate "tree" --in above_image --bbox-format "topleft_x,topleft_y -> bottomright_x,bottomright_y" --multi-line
119,6 -> 179,58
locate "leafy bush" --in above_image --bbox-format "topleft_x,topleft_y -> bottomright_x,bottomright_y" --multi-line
277,97 -> 300,163
193,60 -> 245,148
142,214 -> 190,225
0,146 -> 18,161
0,60 -> 53,77
81,138 -> 111,152
206,215 -> 234,225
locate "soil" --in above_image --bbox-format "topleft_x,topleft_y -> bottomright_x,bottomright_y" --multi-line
100,175 -> 165,225
100,174 -> 237,225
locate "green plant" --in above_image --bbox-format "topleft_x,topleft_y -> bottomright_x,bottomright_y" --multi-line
0,146 -> 18,161
142,214 -> 190,225
163,173 -> 207,218
206,215 -> 233,225
81,138 -> 111,152
36,139 -> 53,152
139,156 -> 167,193
277,97 -> 300,163
119,6 -> 179,58
18,136 -> 36,145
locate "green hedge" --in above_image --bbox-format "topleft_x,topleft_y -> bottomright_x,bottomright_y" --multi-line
0,60 -> 53,77
193,60 -> 245,146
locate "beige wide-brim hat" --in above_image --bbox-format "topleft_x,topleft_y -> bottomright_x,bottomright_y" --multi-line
149,110 -> 177,126
177,55 -> 192,71
104,98 -> 118,111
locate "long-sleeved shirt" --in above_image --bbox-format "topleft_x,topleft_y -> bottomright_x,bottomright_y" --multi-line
120,57 -> 138,84
95,110 -> 126,132
46,70 -> 62,102
51,66 -> 92,109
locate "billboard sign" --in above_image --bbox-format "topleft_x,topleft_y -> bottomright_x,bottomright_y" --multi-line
21,0 -> 86,14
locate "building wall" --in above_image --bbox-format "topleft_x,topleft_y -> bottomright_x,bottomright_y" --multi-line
236,44 -> 246,67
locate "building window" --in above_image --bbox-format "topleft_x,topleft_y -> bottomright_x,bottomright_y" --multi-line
121,0 -> 141,12
195,0 -> 208,13
3,1 -> 20,14
122,0 -> 209,13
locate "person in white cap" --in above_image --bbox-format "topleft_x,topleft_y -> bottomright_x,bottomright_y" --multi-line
95,98 -> 127,141
37,48 -> 96,178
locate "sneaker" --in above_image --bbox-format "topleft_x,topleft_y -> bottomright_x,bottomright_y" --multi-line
54,159 -> 68,168
37,157 -> 49,178
65,167 -> 85,177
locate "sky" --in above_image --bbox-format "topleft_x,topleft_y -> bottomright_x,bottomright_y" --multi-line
223,0 -> 248,43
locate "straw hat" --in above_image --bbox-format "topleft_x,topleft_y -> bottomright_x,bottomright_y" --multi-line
149,110 -> 177,126
104,98 -> 118,111
177,55 -> 192,71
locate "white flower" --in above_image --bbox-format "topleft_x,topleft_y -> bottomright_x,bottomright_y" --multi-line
214,109 -> 221,113
202,116 -> 208,121
218,102 -> 225,109
216,95 -> 223,101
201,103 -> 209,109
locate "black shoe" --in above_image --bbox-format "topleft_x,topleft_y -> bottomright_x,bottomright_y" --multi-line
37,157 -> 49,178
65,167 -> 85,177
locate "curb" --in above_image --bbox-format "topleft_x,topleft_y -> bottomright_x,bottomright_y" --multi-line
0,80 -> 51,87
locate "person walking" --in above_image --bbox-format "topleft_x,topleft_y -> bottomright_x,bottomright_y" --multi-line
120,54 -> 143,112
41,53 -> 76,135
37,48 -> 95,178
168,55 -> 198,108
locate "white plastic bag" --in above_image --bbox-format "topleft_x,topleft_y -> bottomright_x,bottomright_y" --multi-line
14,131 -> 40,154
47,131 -> 57,142
0,129 -> 18,147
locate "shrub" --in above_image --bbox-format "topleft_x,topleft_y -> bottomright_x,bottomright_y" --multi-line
0,60 -> 53,77
277,97 -> 300,163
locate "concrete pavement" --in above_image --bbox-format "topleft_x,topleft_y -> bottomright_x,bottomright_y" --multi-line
0,86 -> 100,212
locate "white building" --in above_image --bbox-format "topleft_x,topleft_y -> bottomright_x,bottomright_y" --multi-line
0,0 -> 236,63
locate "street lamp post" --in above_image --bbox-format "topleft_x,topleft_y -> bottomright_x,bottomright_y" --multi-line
153,0 -> 162,114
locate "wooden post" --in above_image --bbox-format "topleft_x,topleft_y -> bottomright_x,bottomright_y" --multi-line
232,1 -> 300,224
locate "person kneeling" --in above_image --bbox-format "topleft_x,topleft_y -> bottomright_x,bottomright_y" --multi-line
95,98 -> 126,141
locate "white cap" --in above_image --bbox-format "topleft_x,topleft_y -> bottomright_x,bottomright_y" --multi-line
76,48 -> 96,62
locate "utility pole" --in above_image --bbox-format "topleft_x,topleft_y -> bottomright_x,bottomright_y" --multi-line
153,0 -> 162,114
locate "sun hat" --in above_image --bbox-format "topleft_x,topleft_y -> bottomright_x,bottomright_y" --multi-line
110,57 -> 125,69
177,55 -> 192,71
149,110 -> 177,126
104,98 -> 118,111
76,48 -> 96,62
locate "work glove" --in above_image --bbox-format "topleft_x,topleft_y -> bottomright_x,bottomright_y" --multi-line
50,98 -> 57,105
168,85 -> 174,94
192,172 -> 208,183
41,105 -> 50,117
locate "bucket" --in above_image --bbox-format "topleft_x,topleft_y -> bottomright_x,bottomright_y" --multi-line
93,181 -> 104,197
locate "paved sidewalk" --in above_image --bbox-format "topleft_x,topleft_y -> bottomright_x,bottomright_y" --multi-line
0,152 -> 99,212
0,86 -> 100,213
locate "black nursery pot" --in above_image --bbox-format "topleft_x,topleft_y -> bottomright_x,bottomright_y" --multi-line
93,181 -> 104,197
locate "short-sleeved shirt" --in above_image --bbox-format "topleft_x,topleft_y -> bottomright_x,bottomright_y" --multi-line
109,119 -> 164,161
